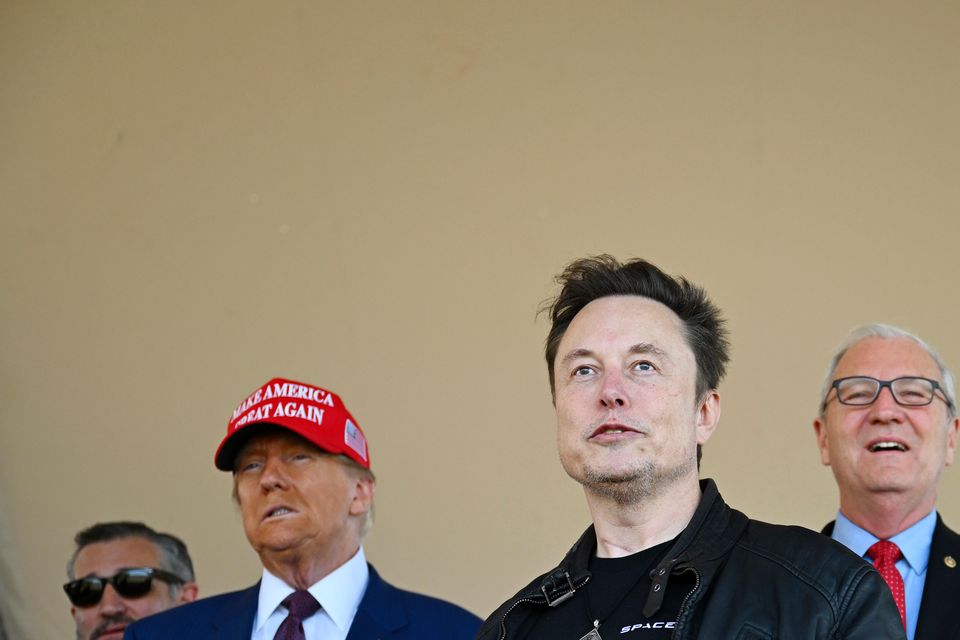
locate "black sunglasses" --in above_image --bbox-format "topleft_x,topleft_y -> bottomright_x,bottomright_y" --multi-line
63,567 -> 185,607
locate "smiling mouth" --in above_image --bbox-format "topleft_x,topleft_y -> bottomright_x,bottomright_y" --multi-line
869,441 -> 908,452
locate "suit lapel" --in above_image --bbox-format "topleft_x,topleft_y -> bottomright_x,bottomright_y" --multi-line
346,566 -> 407,640
346,608 -> 390,640
209,583 -> 260,638
916,516 -> 960,640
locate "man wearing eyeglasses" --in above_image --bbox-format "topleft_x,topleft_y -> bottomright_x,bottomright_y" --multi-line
65,521 -> 198,640
814,324 -> 960,640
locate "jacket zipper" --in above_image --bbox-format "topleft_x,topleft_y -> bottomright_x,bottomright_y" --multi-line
672,567 -> 701,640
497,575 -> 591,640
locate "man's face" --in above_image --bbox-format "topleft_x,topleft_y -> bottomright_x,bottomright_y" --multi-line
553,295 -> 719,502
235,431 -> 374,570
814,336 -> 959,513
70,537 -> 187,640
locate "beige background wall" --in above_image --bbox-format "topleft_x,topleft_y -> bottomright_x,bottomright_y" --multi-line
3,2 -> 960,638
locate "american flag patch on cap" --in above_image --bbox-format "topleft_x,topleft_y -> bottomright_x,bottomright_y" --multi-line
344,419 -> 367,461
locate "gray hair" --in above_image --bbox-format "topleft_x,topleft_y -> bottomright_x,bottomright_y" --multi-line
340,456 -> 376,540
66,521 -> 195,597
819,323 -> 957,417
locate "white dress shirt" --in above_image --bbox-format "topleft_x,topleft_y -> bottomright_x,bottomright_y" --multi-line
251,546 -> 369,640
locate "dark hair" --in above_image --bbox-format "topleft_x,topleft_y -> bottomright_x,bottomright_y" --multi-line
67,521 -> 195,586
543,256 -> 729,464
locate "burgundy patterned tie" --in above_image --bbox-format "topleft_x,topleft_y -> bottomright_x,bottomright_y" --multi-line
867,540 -> 906,630
273,590 -> 321,640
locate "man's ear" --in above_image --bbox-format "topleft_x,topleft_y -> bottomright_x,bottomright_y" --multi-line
349,476 -> 376,517
178,581 -> 199,603
813,417 -> 831,466
944,416 -> 959,467
695,390 -> 721,446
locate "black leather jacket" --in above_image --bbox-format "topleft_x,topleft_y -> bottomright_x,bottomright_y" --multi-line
477,480 -> 905,640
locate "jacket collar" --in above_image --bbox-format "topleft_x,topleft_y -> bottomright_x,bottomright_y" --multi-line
207,583 -> 261,636
916,514 -> 960,638
345,565 -> 407,639
641,479 -> 746,616
530,479 -> 748,615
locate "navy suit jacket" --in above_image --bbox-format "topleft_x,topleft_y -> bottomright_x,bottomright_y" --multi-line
124,564 -> 481,639
824,514 -> 960,640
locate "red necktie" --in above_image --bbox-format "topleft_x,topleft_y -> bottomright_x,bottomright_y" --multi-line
274,590 -> 321,640
867,540 -> 906,630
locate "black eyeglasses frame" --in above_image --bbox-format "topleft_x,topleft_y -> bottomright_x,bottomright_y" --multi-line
821,375 -> 954,413
63,566 -> 185,608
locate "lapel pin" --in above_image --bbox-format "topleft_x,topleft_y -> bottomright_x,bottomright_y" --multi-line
945,556 -> 956,569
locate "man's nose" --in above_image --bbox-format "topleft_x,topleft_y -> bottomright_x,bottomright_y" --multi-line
868,386 -> 904,422
259,456 -> 290,490
599,373 -> 628,409
97,584 -> 127,615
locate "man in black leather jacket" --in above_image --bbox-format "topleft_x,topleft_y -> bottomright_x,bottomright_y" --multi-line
477,256 -> 903,640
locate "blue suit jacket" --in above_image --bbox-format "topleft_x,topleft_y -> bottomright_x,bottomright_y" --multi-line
124,565 -> 481,639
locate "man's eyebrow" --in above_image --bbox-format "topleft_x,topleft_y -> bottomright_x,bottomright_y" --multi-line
235,446 -> 265,461
559,348 -> 596,367
559,343 -> 670,366
628,343 -> 669,360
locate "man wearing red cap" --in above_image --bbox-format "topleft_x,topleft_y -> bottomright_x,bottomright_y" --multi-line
124,377 -> 480,640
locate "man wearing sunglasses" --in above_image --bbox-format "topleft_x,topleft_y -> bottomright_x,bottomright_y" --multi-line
124,377 -> 480,640
65,521 -> 198,640
814,324 -> 960,640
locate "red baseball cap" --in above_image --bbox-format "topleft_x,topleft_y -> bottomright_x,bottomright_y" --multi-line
214,377 -> 370,471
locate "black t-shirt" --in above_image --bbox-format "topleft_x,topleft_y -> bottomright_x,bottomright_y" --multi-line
524,536 -> 694,639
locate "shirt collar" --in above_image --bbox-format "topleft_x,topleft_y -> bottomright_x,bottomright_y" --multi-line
255,546 -> 369,634
832,509 -> 937,575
